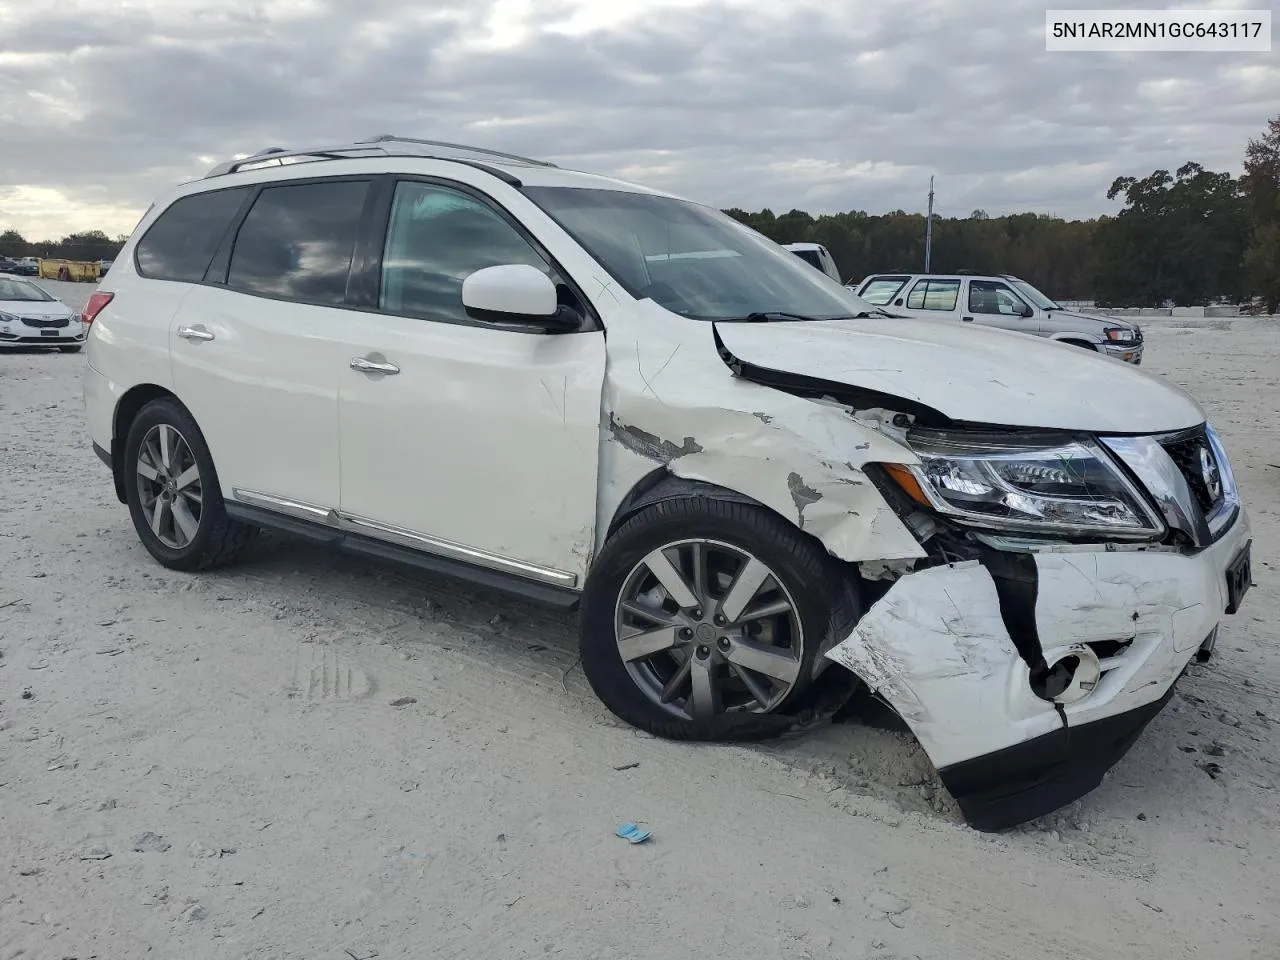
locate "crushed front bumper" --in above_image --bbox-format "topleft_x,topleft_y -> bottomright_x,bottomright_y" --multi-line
826,508 -> 1251,830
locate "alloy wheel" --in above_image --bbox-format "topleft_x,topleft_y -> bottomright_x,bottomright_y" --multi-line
136,423 -> 203,549
613,538 -> 805,720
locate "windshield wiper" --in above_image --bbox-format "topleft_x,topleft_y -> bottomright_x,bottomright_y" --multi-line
730,311 -> 853,323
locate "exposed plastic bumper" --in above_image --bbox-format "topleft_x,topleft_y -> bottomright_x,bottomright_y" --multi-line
827,508 -> 1251,828
938,681 -> 1180,830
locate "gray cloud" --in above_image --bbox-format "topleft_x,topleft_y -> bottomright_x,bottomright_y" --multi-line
1,0 -> 1276,238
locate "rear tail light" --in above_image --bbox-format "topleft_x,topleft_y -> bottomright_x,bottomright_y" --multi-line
82,291 -> 114,326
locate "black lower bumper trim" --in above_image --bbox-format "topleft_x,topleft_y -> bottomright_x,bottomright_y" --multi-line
938,684 -> 1177,831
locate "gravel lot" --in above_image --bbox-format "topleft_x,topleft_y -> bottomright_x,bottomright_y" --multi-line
2,279 -> 1277,959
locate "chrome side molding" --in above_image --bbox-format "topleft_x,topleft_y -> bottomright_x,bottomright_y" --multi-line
229,490 -> 578,589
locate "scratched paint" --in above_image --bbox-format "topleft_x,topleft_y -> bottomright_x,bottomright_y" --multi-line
596,299 -> 926,563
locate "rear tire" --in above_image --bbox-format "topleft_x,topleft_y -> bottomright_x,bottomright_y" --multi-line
123,398 -> 256,571
579,495 -> 858,742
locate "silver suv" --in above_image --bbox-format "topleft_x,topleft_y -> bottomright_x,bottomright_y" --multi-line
852,273 -> 1144,364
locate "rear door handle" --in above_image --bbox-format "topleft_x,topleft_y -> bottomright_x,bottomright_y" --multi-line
350,356 -> 400,375
961,316 -> 974,322
177,325 -> 215,341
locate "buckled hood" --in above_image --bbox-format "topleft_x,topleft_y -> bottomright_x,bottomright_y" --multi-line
713,316 -> 1199,434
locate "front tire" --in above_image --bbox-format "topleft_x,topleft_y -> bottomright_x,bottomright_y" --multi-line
580,495 -> 858,741
123,398 -> 256,571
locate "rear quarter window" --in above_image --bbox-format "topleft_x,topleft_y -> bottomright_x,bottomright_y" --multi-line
135,187 -> 250,283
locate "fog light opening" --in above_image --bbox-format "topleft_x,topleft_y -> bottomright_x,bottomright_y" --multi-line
1030,645 -> 1102,704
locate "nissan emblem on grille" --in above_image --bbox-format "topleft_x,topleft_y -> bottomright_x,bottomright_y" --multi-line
1199,446 -> 1223,502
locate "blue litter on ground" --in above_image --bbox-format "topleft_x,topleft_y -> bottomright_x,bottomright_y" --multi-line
616,822 -> 652,844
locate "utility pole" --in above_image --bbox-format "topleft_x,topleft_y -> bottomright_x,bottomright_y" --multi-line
924,175 -> 935,272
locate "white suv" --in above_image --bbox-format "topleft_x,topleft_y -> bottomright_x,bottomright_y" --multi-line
83,136 -> 1251,830
852,272 -> 1145,364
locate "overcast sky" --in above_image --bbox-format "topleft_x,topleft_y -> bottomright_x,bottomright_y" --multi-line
1,0 -> 1277,239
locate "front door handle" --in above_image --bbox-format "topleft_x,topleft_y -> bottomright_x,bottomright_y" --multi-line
177,325 -> 215,341
350,356 -> 400,375
961,316 -> 974,322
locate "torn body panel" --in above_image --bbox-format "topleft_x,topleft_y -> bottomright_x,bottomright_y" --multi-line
825,509 -> 1251,827
596,300 -> 926,563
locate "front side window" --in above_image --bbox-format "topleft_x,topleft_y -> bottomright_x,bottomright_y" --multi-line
228,180 -> 369,305
905,278 -> 960,311
136,187 -> 249,283
969,280 -> 1030,316
379,181 -> 551,323
0,277 -> 54,302
523,186 -> 877,322
858,277 -> 909,305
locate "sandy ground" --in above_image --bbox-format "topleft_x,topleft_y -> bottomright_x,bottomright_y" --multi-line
1,281 -> 1277,959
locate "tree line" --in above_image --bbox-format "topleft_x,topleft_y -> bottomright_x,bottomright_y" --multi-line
729,114 -> 1278,312
3,115 -> 1276,311
0,229 -> 126,264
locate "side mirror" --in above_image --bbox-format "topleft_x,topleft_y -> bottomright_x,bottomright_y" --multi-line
462,264 -> 578,331
894,298 -> 904,306
1020,303 -> 1035,318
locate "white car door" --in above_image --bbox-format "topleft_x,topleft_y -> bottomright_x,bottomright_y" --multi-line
962,278 -> 1042,335
169,178 -> 373,517
335,178 -> 606,589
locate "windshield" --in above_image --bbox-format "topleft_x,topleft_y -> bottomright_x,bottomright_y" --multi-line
523,186 -> 879,321
0,277 -> 54,302
1009,279 -> 1061,310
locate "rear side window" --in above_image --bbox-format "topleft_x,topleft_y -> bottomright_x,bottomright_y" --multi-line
228,180 -> 369,306
792,249 -> 823,270
135,187 -> 249,282
906,278 -> 960,310
858,276 -> 909,304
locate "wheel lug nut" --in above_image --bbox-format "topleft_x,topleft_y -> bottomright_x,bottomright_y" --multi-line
714,614 -> 726,625
679,627 -> 693,640
691,608 -> 703,619
695,645 -> 710,660
717,636 -> 730,651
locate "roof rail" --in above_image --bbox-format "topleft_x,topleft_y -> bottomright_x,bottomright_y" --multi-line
359,134 -> 557,168
202,135 -> 556,180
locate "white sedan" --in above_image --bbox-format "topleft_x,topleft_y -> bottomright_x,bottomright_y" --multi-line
0,274 -> 86,352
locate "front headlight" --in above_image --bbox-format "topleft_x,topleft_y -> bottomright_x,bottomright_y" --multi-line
884,431 -> 1165,540
1105,327 -> 1136,343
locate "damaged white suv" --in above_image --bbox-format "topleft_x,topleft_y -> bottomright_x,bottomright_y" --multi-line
83,136 -> 1252,830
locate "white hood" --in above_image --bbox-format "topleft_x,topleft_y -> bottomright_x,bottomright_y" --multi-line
714,316 -> 1201,434
0,298 -> 73,319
